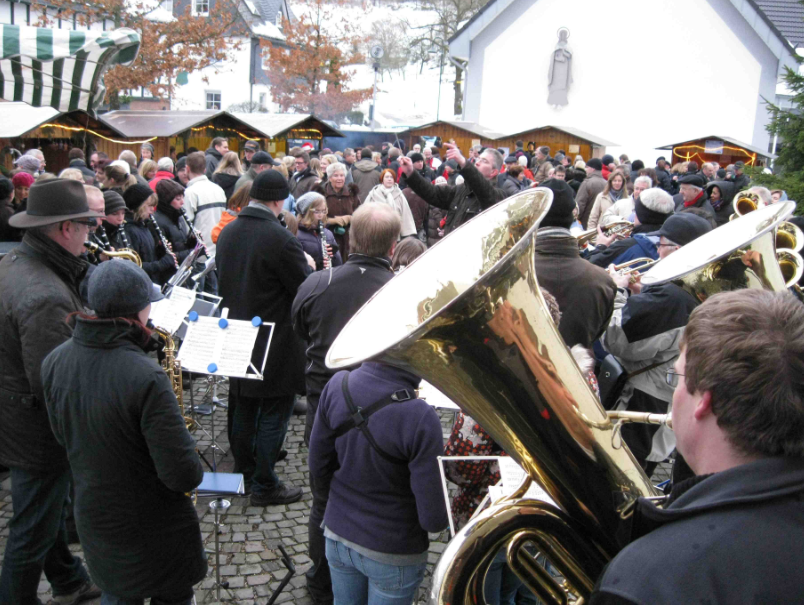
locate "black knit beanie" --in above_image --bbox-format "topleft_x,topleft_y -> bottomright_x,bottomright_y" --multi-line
539,179 -> 576,229
123,183 -> 154,212
251,169 -> 289,202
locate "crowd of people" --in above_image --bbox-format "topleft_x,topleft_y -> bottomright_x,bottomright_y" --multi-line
0,132 -> 802,605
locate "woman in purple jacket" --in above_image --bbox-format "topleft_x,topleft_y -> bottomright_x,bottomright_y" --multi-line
309,362 -> 448,603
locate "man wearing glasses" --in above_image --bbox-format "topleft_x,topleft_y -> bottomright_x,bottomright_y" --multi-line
0,178 -> 105,603
601,213 -> 712,476
591,289 -> 804,604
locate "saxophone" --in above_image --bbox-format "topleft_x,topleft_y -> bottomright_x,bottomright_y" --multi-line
154,327 -> 196,432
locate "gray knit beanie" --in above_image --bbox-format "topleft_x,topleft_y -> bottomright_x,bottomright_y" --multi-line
88,259 -> 164,318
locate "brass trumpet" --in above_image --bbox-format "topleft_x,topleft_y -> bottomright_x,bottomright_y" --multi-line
610,257 -> 658,276
84,240 -> 143,267
576,219 -> 634,250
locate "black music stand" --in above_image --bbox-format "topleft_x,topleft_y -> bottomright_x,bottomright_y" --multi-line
179,311 -> 274,472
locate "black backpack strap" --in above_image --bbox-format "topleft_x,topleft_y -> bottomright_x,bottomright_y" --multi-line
334,373 -> 411,465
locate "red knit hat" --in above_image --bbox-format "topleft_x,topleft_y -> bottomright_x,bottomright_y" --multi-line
11,172 -> 35,188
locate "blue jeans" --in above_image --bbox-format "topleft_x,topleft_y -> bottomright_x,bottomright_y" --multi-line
0,468 -> 88,604
484,548 -> 523,605
325,538 -> 426,605
230,393 -> 294,497
101,588 -> 194,605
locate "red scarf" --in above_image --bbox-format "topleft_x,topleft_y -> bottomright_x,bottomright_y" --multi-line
684,190 -> 705,208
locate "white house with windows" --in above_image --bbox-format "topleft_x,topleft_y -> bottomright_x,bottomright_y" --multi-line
0,0 -> 290,112
167,0 -> 291,111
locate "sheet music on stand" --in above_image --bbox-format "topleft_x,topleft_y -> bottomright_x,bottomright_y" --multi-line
178,311 -> 273,380
175,291 -> 222,340
148,286 -> 199,335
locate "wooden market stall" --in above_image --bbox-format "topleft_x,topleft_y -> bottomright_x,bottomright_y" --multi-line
231,113 -> 345,156
399,120 -> 506,154
0,102 -> 126,174
498,125 -> 615,161
656,135 -> 774,168
96,110 -> 270,160
398,120 -> 614,160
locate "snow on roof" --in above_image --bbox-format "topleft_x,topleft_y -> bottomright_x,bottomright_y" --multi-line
251,21 -> 284,40
144,6 -> 176,23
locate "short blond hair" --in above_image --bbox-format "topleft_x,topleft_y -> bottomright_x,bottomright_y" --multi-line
350,203 -> 400,257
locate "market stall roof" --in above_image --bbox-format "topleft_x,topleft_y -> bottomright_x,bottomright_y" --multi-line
99,110 -> 270,139
0,102 -> 124,139
399,120 -> 507,141
232,113 -> 344,138
657,135 -> 776,160
0,24 -> 140,114
507,125 -> 618,148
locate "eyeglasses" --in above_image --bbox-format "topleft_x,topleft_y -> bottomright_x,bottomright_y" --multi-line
313,209 -> 327,215
72,219 -> 98,227
665,369 -> 684,388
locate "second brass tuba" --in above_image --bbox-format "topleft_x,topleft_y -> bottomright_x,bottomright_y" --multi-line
326,189 -> 657,604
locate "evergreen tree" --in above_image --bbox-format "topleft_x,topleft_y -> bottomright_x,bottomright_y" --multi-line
755,62 -> 804,212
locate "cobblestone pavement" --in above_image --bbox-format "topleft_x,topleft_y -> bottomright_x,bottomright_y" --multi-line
0,377 -> 671,604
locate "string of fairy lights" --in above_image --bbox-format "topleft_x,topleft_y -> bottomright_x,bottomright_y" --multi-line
36,123 -> 324,146
672,143 -> 758,166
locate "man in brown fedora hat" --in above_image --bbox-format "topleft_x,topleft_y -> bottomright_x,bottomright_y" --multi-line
0,178 -> 104,604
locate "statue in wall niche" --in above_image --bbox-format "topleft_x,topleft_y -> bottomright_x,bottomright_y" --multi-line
548,27 -> 572,107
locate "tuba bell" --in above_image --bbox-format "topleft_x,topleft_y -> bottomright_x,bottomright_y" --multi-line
641,201 -> 799,297
327,189 -> 657,604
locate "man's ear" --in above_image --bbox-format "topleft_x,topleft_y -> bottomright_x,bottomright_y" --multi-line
693,390 -> 714,421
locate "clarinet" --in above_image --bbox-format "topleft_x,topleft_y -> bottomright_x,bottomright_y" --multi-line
95,224 -> 112,250
318,219 -> 331,269
148,215 -> 179,268
120,221 -> 133,248
178,206 -> 208,257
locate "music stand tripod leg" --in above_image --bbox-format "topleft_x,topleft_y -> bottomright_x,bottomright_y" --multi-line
210,497 -> 231,601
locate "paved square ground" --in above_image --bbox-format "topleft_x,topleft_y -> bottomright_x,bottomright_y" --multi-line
0,377 -> 671,604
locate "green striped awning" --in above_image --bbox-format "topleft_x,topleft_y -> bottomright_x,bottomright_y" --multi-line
0,24 -> 140,114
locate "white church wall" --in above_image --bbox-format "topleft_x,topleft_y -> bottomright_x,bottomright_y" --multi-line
462,0 -> 779,158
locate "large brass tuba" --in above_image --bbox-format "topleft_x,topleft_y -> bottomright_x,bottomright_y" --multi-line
326,189 -> 657,604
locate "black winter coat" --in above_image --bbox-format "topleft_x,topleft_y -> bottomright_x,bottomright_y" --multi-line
154,208 -> 197,265
673,191 -> 715,218
292,254 -> 394,400
42,318 -> 206,598
533,230 -> 617,348
591,457 -> 804,605
655,167 -> 675,194
0,231 -> 87,472
69,158 -> 96,182
405,161 -> 507,235
205,147 -> 223,179
706,180 -> 736,226
217,205 -> 313,398
426,205 -> 446,246
123,215 -> 175,285
296,224 -> 343,271
212,173 -> 240,200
